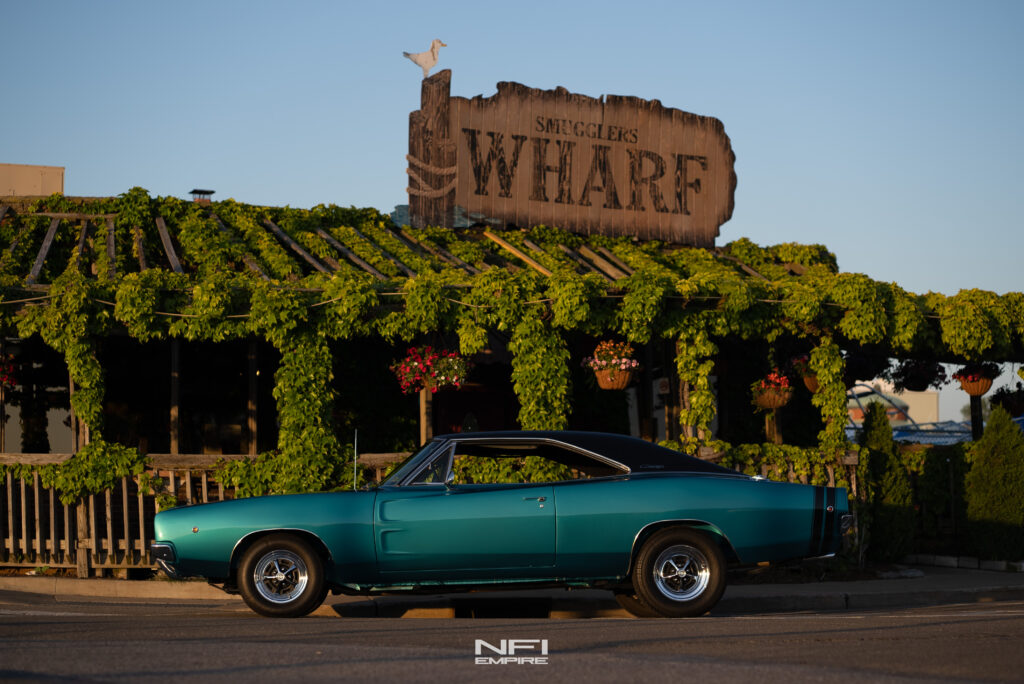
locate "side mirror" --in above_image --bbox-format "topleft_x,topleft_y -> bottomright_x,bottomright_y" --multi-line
444,470 -> 456,488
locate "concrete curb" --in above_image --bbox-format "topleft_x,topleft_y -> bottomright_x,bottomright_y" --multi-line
0,576 -> 238,601
4,569 -> 1024,618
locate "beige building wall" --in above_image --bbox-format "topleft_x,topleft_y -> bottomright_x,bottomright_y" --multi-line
0,163 -> 65,196
893,390 -> 940,423
870,379 -> 940,423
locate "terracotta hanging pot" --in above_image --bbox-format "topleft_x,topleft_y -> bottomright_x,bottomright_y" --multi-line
802,375 -> 820,394
754,387 -> 793,410
958,377 -> 993,397
595,368 -> 633,390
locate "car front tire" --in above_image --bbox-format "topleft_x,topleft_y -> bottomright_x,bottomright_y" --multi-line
238,533 -> 326,618
631,527 -> 726,618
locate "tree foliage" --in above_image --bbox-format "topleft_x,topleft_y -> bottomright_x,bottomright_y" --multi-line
964,407 -> 1024,559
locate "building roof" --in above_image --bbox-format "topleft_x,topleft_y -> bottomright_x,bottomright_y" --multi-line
0,194 -> 833,291
0,190 -> 1021,369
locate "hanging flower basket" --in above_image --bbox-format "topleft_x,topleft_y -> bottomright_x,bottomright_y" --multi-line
755,387 -> 793,410
958,377 -> 993,397
991,383 -> 1024,417
751,369 -> 793,410
391,346 -> 470,394
582,340 -> 639,391
886,359 -> 947,393
901,376 -> 931,393
595,368 -> 634,390
952,362 -> 999,397
791,354 -> 818,393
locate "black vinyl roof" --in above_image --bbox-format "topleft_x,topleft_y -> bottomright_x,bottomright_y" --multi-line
434,430 -> 738,475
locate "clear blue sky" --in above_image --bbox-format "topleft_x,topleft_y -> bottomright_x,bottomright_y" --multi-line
3,0 -> 1023,417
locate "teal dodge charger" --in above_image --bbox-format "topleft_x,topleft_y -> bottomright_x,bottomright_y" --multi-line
151,431 -> 851,618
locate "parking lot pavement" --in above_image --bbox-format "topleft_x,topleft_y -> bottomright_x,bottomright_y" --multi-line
2,564 -> 1024,618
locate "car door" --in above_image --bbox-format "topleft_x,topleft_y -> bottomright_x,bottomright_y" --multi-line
374,443 -> 555,579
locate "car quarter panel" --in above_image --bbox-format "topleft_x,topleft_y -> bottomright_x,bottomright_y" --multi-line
552,474 -> 846,576
152,492 -> 378,583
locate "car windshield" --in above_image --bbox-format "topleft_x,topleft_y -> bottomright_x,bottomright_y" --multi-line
379,441 -> 443,486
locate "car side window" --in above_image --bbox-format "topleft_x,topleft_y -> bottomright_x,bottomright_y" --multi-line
450,442 -> 624,485
408,447 -> 451,485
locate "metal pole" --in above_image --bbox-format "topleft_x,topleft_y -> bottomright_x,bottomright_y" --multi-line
969,395 -> 984,441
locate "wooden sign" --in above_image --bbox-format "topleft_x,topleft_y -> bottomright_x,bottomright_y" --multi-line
407,70 -> 735,246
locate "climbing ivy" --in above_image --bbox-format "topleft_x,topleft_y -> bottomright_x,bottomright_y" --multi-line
509,316 -> 571,430
3,189 -> 1024,504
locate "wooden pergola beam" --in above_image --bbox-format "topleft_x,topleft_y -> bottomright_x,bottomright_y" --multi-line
577,245 -> 627,280
6,221 -> 31,261
106,218 -> 116,278
399,228 -> 478,275
712,249 -> 768,281
155,217 -> 184,274
375,226 -> 422,276
131,226 -> 148,271
75,219 -> 90,262
558,244 -> 614,282
482,231 -> 552,276
263,219 -> 330,274
597,246 -> 634,276
315,228 -> 386,280
348,226 -> 415,278
31,212 -> 117,220
26,218 -> 61,285
212,215 -> 269,281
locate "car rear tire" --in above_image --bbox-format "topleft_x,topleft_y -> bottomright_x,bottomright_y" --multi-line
238,533 -> 326,618
631,527 -> 726,618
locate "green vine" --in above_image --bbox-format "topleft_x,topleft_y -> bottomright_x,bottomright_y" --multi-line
3,189 -> 1024,504
509,316 -> 570,430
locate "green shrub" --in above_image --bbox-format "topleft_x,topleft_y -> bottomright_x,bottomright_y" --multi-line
964,407 -> 1024,560
858,402 -> 915,562
905,443 -> 967,550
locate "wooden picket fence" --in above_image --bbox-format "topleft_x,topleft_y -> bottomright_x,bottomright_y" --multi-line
0,452 -> 408,577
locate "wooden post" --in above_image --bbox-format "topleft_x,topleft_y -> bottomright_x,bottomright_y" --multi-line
248,340 -> 258,456
75,501 -> 89,578
170,340 -> 180,454
765,412 -> 783,445
419,389 -> 433,445
69,373 -> 77,453
680,380 -> 694,440
408,70 -> 455,228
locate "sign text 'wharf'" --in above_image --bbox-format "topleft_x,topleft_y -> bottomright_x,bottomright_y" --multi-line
407,70 -> 736,246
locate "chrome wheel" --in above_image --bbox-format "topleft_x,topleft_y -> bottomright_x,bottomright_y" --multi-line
632,528 -> 726,617
651,544 -> 710,602
252,549 -> 309,604
238,533 -> 325,617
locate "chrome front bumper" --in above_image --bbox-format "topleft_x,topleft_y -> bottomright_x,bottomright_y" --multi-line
150,542 -> 182,580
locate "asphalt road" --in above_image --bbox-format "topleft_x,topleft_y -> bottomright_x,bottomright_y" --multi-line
1,592 -> 1022,683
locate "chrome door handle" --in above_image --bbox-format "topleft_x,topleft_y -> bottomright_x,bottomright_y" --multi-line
523,496 -> 547,502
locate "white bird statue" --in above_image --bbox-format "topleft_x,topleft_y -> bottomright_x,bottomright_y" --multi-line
403,39 -> 447,78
